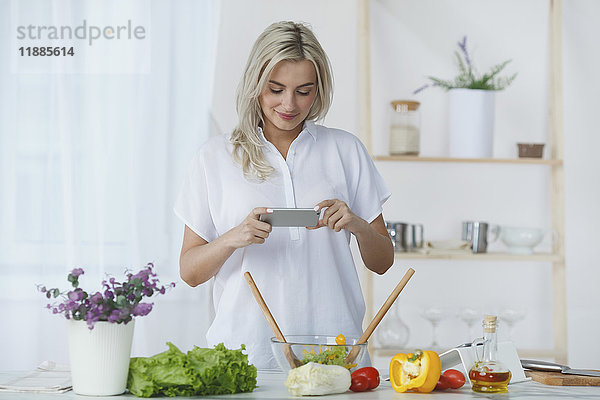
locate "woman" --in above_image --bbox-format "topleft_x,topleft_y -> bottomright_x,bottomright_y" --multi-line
175,21 -> 393,369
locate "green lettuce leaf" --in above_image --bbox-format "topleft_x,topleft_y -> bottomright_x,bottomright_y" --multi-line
127,342 -> 257,397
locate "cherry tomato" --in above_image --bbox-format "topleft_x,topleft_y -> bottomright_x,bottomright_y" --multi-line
443,369 -> 466,389
350,374 -> 369,392
435,374 -> 451,390
351,367 -> 380,390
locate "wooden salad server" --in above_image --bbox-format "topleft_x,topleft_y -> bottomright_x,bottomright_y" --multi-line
244,271 -> 303,368
345,267 -> 416,364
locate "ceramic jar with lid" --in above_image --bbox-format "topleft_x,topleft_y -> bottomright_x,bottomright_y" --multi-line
389,100 -> 421,155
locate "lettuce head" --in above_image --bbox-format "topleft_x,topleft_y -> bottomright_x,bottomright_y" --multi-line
127,342 -> 257,397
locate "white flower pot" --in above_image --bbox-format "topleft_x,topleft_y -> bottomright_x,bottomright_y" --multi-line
66,319 -> 135,396
448,88 -> 495,158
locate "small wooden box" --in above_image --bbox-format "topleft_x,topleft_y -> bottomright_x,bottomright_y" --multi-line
518,143 -> 545,158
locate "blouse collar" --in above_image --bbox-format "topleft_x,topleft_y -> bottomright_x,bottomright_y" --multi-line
257,120 -> 318,143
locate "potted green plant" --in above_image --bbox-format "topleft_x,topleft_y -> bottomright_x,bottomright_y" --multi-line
39,263 -> 174,396
416,36 -> 517,158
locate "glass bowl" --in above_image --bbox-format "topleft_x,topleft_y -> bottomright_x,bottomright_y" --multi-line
270,335 -> 367,372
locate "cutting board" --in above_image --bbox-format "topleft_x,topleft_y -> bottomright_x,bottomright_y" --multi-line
525,370 -> 600,386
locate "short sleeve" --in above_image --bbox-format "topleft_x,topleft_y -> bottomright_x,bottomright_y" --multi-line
174,151 -> 218,242
348,139 -> 391,223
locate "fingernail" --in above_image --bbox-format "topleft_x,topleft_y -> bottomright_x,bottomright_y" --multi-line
314,206 -> 320,211
266,208 -> 273,213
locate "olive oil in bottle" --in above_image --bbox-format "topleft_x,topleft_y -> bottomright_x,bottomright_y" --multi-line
469,315 -> 511,393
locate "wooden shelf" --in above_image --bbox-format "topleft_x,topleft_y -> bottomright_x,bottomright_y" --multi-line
393,252 -> 561,262
374,155 -> 563,166
359,0 -> 567,364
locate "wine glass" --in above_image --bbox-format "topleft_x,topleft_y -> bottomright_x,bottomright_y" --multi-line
458,307 -> 481,342
375,302 -> 410,348
421,307 -> 446,348
499,308 -> 527,342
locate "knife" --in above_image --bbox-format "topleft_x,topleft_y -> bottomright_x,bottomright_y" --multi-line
521,359 -> 600,377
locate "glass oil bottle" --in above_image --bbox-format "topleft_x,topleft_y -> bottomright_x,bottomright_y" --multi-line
469,315 -> 511,393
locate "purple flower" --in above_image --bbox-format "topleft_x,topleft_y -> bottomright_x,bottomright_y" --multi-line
457,36 -> 471,68
107,309 -> 122,323
132,303 -> 153,317
90,292 -> 103,304
413,82 -> 440,95
85,310 -> 101,329
130,269 -> 151,284
71,268 -> 84,278
413,84 -> 430,95
39,263 -> 174,330
68,289 -> 85,302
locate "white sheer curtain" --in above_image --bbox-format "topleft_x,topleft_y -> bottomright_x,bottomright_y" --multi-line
0,0 -> 218,370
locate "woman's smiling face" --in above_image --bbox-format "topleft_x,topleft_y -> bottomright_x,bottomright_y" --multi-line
259,60 -> 317,137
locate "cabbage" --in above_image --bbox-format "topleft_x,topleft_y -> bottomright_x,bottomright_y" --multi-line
285,362 -> 351,396
127,342 -> 257,397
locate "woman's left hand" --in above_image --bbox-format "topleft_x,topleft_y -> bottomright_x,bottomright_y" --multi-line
308,199 -> 367,234
310,200 -> 394,274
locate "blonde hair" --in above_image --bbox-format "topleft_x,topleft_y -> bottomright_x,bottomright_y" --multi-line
231,21 -> 334,180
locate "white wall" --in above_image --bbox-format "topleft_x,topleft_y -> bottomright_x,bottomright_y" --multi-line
563,0 -> 600,368
211,0 -> 359,135
212,0 -> 600,368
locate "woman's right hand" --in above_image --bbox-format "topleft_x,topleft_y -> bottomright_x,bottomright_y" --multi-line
179,207 -> 273,286
222,207 -> 273,249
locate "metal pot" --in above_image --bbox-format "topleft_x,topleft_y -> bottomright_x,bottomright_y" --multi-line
386,222 -> 424,252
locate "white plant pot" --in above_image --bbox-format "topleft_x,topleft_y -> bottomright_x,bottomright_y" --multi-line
448,88 -> 495,158
67,319 -> 135,396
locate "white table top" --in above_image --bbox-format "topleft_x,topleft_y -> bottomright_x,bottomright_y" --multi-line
1,370 -> 600,399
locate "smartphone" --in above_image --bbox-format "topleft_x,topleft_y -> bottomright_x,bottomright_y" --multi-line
259,208 -> 320,227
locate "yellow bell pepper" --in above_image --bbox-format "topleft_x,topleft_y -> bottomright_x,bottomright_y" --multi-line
389,350 -> 441,393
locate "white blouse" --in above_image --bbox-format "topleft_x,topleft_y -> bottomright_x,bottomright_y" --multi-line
174,121 -> 390,370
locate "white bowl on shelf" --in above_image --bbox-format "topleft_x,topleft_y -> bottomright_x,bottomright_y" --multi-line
500,226 -> 556,254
